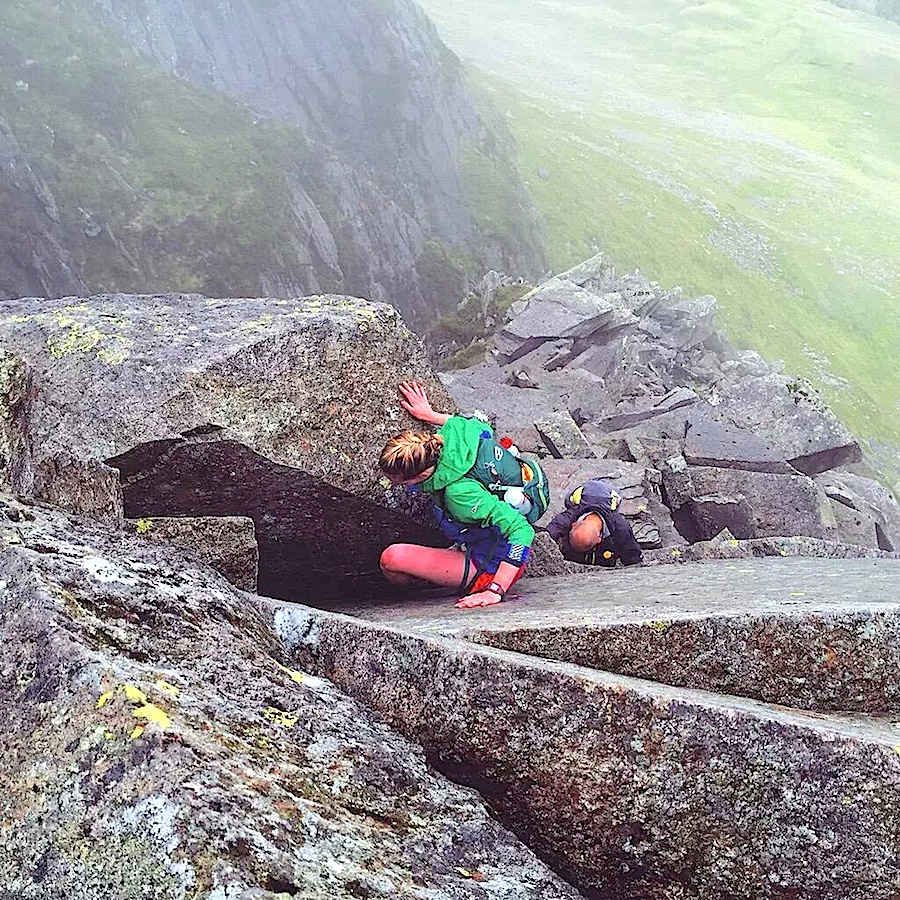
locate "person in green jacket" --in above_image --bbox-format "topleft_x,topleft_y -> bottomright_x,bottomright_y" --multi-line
379,381 -> 534,609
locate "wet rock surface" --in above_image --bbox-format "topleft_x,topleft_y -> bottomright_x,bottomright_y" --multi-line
0,494 -> 582,900
282,559 -> 900,900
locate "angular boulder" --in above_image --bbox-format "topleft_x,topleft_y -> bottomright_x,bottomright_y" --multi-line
687,494 -> 756,541
649,294 -> 719,350
592,386 -> 699,434
534,411 -> 596,459
283,557 -> 900,900
0,494 -> 581,900
684,412 -> 798,474
816,471 -> 900,552
663,463 -> 830,541
0,293 -> 454,603
714,374 -> 860,475
493,277 -> 638,363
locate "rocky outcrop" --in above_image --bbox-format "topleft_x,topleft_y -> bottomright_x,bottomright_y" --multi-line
816,470 -> 900,551
282,555 -> 900,900
0,293 -> 454,602
3,274 -> 900,900
0,494 -> 580,899
0,117 -> 86,300
3,0 -> 544,325
440,253 -> 895,552
662,460 -> 831,542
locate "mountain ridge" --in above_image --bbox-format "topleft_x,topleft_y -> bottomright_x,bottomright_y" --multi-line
0,0 -> 545,326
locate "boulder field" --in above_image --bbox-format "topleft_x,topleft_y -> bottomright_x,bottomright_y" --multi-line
439,254 -> 899,556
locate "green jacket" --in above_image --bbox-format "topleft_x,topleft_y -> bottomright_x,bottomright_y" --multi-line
421,416 -> 535,548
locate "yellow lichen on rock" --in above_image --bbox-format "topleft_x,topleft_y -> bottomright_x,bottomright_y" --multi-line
122,684 -> 147,704
263,707 -> 299,728
96,690 -> 115,709
34,306 -> 134,364
47,322 -> 104,358
154,679 -> 180,698
132,702 -> 172,729
97,683 -> 174,738
273,660 -> 305,685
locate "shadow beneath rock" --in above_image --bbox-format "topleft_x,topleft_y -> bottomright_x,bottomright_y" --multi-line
109,439 -> 447,606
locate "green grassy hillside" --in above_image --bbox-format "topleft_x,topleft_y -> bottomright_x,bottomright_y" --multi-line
418,0 -> 900,482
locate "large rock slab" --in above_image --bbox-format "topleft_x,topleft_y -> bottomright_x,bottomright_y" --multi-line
683,412 -> 798,474
0,293 -> 454,602
493,277 -> 638,363
664,462 -> 830,541
714,373 -> 861,475
641,532 -> 899,565
534,411 -> 596,459
331,557 -> 900,713
440,365 -> 556,454
0,293 -> 450,503
0,494 -> 581,900
282,558 -> 900,900
591,387 -> 699,434
817,471 -> 900,551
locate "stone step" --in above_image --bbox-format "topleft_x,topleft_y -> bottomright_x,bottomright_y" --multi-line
276,557 -> 900,900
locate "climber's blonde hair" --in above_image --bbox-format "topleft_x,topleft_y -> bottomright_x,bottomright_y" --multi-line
379,430 -> 444,482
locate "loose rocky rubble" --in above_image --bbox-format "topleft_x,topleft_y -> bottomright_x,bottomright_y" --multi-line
439,254 -> 898,555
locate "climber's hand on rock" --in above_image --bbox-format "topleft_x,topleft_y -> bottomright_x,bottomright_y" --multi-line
455,590 -> 502,609
399,380 -> 448,426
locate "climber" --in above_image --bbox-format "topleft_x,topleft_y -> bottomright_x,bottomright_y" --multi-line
379,380 -> 538,609
545,478 -> 643,567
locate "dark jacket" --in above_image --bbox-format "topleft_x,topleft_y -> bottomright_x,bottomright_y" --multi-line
546,480 -> 643,567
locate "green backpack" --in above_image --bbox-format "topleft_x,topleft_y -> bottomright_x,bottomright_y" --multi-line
464,429 -> 550,525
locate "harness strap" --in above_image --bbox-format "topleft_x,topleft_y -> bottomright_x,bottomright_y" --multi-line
457,531 -> 503,594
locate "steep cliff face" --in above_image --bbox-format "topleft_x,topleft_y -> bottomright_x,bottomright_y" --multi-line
0,117 -> 86,299
829,0 -> 900,24
87,0 -> 480,241
0,0 -> 545,325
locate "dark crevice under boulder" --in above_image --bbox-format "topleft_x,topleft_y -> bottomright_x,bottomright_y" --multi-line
111,439 -> 446,604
